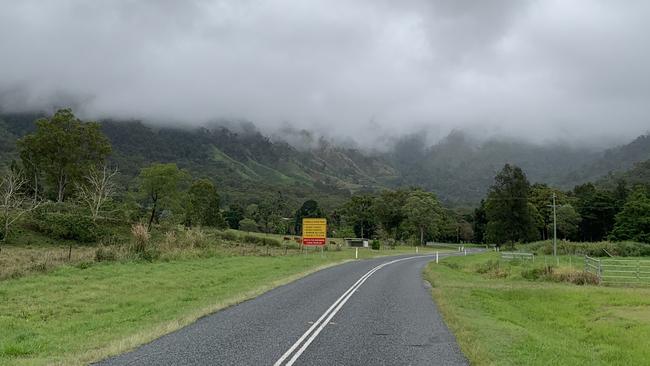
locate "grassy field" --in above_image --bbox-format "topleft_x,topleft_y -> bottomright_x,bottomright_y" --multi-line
425,252 -> 650,366
0,243 -> 447,365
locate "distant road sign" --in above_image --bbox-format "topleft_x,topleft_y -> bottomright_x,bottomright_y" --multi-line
302,218 -> 327,246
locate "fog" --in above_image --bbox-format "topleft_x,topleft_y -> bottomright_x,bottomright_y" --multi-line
1,0 -> 649,147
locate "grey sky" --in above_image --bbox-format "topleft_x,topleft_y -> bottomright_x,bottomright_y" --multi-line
1,0 -> 649,145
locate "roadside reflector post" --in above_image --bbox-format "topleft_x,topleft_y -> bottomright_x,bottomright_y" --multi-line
436,251 -> 439,264
416,247 -> 419,254
355,247 -> 358,259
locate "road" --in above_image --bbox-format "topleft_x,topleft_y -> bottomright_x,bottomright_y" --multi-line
97,251 -> 474,366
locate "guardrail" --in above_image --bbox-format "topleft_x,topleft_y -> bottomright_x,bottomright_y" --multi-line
584,256 -> 650,285
501,252 -> 534,261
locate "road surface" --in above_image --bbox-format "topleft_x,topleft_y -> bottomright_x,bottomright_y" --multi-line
98,252 -> 473,365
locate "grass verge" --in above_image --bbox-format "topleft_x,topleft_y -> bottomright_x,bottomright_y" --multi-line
424,252 -> 650,366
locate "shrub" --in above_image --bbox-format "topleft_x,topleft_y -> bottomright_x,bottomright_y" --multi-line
371,240 -> 381,250
183,228 -> 209,248
239,218 -> 259,232
95,246 -> 118,262
525,240 -> 650,257
521,265 -> 554,280
30,209 -> 102,242
475,260 -> 509,278
130,223 -> 150,253
551,270 -> 599,285
215,231 -> 238,241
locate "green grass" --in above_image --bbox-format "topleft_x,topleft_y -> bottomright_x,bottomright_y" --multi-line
425,253 -> 650,366
0,245 -> 448,365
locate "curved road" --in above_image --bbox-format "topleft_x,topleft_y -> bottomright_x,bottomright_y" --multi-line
98,252 -> 473,365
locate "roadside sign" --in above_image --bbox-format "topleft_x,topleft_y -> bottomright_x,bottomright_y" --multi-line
302,218 -> 327,246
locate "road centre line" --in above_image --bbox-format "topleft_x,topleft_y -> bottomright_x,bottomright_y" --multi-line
274,255 -> 434,366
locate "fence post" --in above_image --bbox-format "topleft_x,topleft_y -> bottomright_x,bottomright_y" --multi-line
638,261 -> 641,281
584,255 -> 587,272
598,259 -> 602,280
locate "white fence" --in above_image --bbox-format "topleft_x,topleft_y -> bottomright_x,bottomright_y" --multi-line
585,256 -> 650,285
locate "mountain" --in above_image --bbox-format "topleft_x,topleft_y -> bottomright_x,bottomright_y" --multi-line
597,159 -> 650,190
563,134 -> 650,185
1,112 -> 649,207
384,131 -> 600,204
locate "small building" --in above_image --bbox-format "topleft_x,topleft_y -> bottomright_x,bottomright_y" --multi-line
345,238 -> 369,248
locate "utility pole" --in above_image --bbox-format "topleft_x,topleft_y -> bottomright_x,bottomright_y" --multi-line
552,193 -> 557,257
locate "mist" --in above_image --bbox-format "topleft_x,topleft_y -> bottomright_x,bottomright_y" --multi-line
1,0 -> 649,148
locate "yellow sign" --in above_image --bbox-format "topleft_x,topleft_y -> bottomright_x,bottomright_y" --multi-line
302,218 -> 327,245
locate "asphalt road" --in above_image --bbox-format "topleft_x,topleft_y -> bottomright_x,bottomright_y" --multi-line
97,251 -> 474,366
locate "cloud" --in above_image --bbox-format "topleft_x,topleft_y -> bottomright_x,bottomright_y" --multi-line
1,0 -> 649,146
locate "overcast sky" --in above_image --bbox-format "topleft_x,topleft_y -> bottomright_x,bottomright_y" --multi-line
1,0 -> 649,146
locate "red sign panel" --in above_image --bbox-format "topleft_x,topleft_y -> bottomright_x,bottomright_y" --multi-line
303,237 -> 326,245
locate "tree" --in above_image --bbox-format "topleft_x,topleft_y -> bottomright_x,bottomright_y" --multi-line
0,170 -> 42,246
485,164 -> 537,245
472,200 -> 488,243
239,218 -> 259,232
185,179 -> 224,228
403,190 -> 442,245
573,183 -> 617,241
225,204 -> 245,229
342,195 -> 375,239
556,204 -> 581,240
294,199 -> 324,235
137,163 -> 189,231
17,109 -> 111,202
529,184 -> 566,240
373,189 -> 408,240
76,165 -> 118,222
610,188 -> 650,243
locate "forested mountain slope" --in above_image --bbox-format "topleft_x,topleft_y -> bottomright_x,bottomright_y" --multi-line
1,112 -> 649,206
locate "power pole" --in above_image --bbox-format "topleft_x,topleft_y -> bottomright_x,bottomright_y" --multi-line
552,193 -> 557,257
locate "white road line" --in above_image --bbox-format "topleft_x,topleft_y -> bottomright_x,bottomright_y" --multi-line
274,255 -> 434,366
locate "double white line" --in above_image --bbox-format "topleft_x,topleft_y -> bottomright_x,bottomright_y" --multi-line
273,255 -> 433,366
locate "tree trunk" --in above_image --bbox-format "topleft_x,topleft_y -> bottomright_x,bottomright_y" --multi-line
147,200 -> 157,231
57,173 -> 66,202
420,227 -> 424,246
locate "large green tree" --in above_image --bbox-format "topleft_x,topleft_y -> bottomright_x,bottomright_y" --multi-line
17,109 -> 111,202
403,190 -> 442,245
225,204 -> 245,230
294,199 -> 324,235
472,200 -> 488,243
342,195 -> 375,239
529,183 -> 567,240
137,163 -> 190,230
373,189 -> 408,240
556,204 -> 581,241
573,183 -> 617,241
485,164 -> 537,245
185,179 -> 224,228
610,188 -> 650,243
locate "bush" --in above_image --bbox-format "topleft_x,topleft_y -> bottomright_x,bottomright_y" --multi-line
521,265 -> 554,280
239,218 -> 258,232
371,240 -> 381,250
130,223 -> 150,253
30,205 -> 102,242
525,240 -> 650,257
551,270 -> 600,285
95,246 -> 118,262
475,260 -> 509,278
215,230 -> 238,241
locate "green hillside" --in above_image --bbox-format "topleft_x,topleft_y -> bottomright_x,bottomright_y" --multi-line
2,112 -> 649,206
